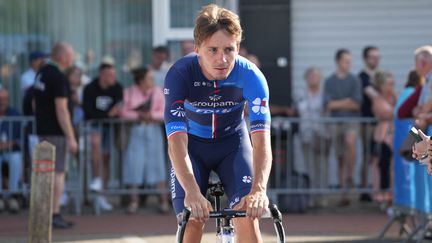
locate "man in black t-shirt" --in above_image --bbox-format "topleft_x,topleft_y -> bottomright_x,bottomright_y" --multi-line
358,46 -> 380,202
82,63 -> 123,211
33,42 -> 77,228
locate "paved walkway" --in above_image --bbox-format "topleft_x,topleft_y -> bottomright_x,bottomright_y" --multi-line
0,203 -> 404,243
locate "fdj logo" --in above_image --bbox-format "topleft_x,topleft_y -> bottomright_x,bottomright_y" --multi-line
251,98 -> 269,115
170,100 -> 186,117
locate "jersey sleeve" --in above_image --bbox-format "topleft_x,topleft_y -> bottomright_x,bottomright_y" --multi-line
243,65 -> 271,133
164,66 -> 189,138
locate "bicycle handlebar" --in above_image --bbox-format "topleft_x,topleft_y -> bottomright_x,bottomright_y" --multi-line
176,204 -> 285,243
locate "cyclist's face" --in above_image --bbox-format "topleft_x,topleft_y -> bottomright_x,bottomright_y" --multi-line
196,30 -> 239,80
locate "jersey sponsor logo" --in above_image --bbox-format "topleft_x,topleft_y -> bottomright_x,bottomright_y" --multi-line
96,96 -> 113,111
223,82 -> 235,86
250,123 -> 270,131
251,97 -> 269,115
170,167 -> 176,199
195,108 -> 233,114
193,81 -> 213,87
189,100 -> 239,108
170,100 -> 186,117
242,175 -> 252,184
209,89 -> 222,101
169,124 -> 187,130
209,94 -> 222,101
164,88 -> 169,95
229,197 -> 240,208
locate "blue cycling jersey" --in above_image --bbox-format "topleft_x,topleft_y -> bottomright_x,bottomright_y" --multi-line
164,54 -> 271,139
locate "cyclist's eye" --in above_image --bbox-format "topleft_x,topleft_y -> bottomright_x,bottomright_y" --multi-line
209,48 -> 217,54
225,47 -> 235,53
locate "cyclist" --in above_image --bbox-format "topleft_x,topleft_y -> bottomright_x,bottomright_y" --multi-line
164,4 -> 272,243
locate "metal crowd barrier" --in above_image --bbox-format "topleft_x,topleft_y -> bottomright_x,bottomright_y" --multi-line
0,116 -> 83,214
0,116 -> 34,197
2,116 -> 390,215
79,119 -> 169,215
77,117 -> 386,214
267,117 -> 381,207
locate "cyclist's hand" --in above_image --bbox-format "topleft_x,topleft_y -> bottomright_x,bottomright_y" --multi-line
184,190 -> 213,222
237,190 -> 269,220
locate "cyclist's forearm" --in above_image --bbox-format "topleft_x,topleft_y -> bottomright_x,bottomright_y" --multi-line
168,133 -> 201,194
250,131 -> 272,192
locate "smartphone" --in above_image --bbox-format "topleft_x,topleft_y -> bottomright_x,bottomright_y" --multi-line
409,127 -> 423,143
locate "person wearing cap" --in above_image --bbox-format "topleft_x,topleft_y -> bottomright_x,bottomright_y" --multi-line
20,51 -> 46,95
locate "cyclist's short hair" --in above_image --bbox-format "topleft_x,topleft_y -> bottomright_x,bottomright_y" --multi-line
194,4 -> 242,47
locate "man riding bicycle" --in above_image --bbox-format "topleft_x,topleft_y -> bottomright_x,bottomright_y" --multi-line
164,4 -> 272,243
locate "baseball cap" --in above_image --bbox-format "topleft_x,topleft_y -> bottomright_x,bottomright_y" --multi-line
29,51 -> 47,61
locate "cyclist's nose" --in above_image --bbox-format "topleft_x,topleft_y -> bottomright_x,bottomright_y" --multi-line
217,52 -> 227,63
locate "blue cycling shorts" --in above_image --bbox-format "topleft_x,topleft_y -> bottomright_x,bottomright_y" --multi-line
170,127 -> 253,216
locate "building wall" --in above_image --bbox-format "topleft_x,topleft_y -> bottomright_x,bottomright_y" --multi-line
291,0 -> 432,99
0,0 -> 153,109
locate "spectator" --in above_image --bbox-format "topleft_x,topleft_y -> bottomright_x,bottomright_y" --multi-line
82,62 -> 123,211
33,42 -> 78,228
395,70 -> 422,117
148,46 -> 170,89
297,67 -> 329,207
0,63 -> 14,89
181,40 -> 195,56
323,48 -> 362,206
120,67 -> 169,214
0,88 -> 22,213
370,71 -> 396,204
412,46 -> 432,128
246,54 -> 261,68
66,66 -> 85,126
123,47 -> 143,72
358,46 -> 381,202
20,51 -> 46,95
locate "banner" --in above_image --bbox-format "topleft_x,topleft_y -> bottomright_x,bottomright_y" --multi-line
393,119 -> 416,208
393,119 -> 432,213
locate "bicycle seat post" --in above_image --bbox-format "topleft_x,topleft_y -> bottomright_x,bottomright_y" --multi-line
209,182 -> 224,235
210,183 -> 224,210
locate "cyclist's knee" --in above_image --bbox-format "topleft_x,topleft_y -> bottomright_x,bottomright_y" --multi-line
233,218 -> 262,243
185,219 -> 205,232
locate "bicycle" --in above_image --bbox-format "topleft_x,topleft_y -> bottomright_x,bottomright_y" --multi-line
176,180 -> 286,243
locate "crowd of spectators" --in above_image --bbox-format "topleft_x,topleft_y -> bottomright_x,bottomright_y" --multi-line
0,40 -> 431,228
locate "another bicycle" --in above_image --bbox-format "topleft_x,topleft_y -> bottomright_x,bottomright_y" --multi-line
176,181 -> 286,243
